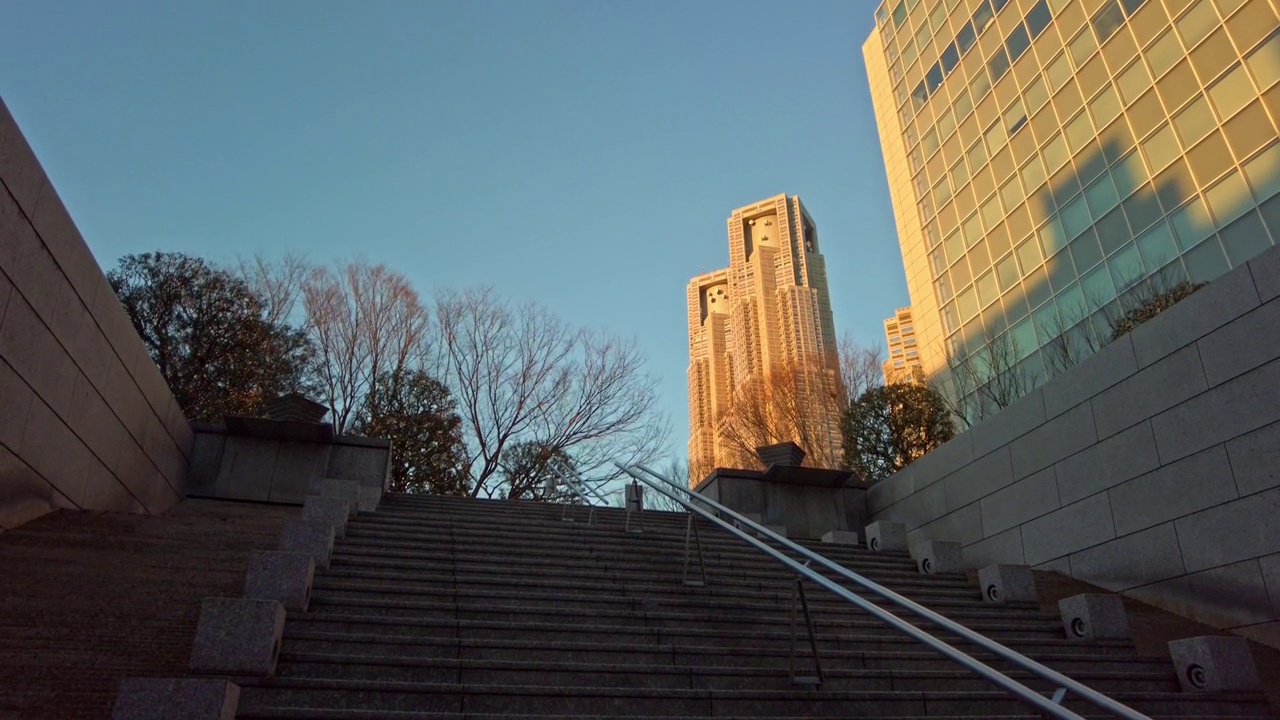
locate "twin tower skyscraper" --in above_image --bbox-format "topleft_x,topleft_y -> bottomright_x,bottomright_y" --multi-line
686,194 -> 843,483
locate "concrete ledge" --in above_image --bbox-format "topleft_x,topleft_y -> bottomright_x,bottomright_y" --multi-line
821,530 -> 859,545
301,495 -> 350,537
911,540 -> 964,574
243,551 -> 315,612
1060,594 -> 1130,640
111,678 -> 239,720
978,563 -> 1036,603
189,598 -> 285,676
311,478 -> 360,517
1169,635 -> 1262,692
276,519 -> 334,569
865,521 -> 907,552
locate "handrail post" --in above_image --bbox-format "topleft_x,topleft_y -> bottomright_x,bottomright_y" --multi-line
682,513 -> 709,587
789,561 -> 823,688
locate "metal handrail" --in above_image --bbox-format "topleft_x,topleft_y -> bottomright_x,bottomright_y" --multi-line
617,463 -> 1151,720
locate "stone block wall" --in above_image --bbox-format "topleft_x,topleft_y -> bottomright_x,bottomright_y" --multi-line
0,96 -> 192,530
870,243 -> 1280,647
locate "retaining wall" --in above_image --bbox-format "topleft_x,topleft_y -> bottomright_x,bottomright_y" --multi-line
0,96 -> 192,529
870,242 -> 1280,647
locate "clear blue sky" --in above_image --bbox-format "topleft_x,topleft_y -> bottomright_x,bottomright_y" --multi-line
0,0 -> 908,460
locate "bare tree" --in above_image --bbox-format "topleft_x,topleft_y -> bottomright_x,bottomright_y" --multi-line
941,327 -> 1034,428
434,286 -> 668,498
237,252 -> 311,327
716,354 -> 845,471
839,334 -> 886,402
303,261 -> 431,433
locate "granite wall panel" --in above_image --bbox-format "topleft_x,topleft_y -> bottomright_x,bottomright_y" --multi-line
0,96 -> 190,529
869,244 -> 1280,646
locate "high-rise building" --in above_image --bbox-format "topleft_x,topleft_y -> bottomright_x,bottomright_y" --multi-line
884,307 -> 927,382
864,0 -> 1279,420
687,194 -> 842,482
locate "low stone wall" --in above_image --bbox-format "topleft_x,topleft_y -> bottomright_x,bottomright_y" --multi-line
186,423 -> 390,505
870,243 -> 1280,647
694,467 -> 867,540
0,97 -> 192,530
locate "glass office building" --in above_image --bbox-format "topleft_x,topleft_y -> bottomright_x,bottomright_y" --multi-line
863,0 -> 1279,420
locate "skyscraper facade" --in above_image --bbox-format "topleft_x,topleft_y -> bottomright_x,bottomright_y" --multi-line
864,0 -> 1279,420
687,194 -> 842,481
884,307 -> 928,382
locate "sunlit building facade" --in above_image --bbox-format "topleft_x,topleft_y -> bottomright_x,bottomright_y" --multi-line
864,0 -> 1279,419
884,307 -> 928,382
687,194 -> 842,481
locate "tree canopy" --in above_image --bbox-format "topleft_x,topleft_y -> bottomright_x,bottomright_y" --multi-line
841,382 -> 956,482
354,369 -> 470,495
108,252 -> 312,423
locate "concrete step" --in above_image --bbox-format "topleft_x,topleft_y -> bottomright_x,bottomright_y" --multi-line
273,653 -> 1181,694
234,679 -> 1271,717
303,596 -> 1064,633
283,613 -> 1073,649
280,629 -> 1142,665
322,554 -> 978,596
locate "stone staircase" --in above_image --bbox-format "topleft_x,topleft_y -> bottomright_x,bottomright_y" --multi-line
231,493 -> 1273,719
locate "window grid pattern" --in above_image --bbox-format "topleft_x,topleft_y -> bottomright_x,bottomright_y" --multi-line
877,0 -> 1280,422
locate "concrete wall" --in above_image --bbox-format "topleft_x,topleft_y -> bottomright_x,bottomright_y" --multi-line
695,468 -> 868,540
870,243 -> 1280,647
0,97 -> 192,530
185,424 -> 390,506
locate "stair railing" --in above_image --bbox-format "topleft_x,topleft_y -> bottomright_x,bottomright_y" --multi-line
616,463 -> 1151,720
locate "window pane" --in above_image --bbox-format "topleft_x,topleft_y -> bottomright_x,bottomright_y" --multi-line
1047,53 -> 1073,92
1245,31 -> 1280,89
1073,230 -> 1105,272
1142,124 -> 1182,173
958,21 -> 977,54
1136,221 -> 1180,269
1089,87 -> 1122,129
973,1 -> 994,34
1065,112 -> 1095,152
1219,210 -> 1274,266
1117,60 -> 1152,104
1113,152 -> 1148,197
942,43 -> 960,74
1108,241 -> 1145,291
972,68 -> 993,100
1004,98 -> 1028,134
1082,263 -> 1118,309
1173,95 -> 1218,146
1185,236 -> 1230,282
1042,133 -> 1069,170
1021,156 -> 1047,190
1177,0 -> 1220,48
1070,28 -> 1099,66
1001,176 -> 1024,208
989,46 -> 1011,80
977,270 -> 999,306
1086,173 -> 1121,215
1007,25 -> 1031,63
927,63 -> 945,93
1244,142 -> 1280,201
1147,31 -> 1184,78
1092,1 -> 1126,43
1205,170 -> 1252,228
997,254 -> 1020,290
1025,77 -> 1049,113
1170,197 -> 1215,249
1209,64 -> 1257,119
1026,0 -> 1052,38
1062,195 -> 1093,238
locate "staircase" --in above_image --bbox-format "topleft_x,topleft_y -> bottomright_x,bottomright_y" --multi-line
233,493 -> 1274,719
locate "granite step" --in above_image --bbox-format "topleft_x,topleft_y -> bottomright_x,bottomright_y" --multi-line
233,679 -> 1271,717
